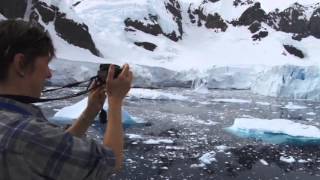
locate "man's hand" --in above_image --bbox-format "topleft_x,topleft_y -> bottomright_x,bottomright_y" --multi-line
85,81 -> 107,120
105,64 -> 133,105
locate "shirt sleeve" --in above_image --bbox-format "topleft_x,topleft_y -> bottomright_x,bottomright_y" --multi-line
22,118 -> 116,180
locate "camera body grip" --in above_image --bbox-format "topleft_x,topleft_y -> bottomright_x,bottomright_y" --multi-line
97,64 -> 122,83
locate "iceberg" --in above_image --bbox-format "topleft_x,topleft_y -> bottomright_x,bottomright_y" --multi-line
227,118 -> 320,144
252,65 -> 320,100
50,97 -> 144,128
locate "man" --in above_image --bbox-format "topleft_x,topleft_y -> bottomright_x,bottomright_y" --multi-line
0,20 -> 133,179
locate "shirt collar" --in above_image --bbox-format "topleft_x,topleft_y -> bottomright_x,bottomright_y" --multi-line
0,96 -> 44,118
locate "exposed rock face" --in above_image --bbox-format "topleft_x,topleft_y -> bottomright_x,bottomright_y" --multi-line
248,21 -> 261,33
125,15 -> 162,36
252,31 -> 268,41
32,1 -> 57,24
271,3 -> 309,34
233,0 -> 254,7
205,13 -> 228,31
309,8 -> 320,38
0,0 -> 101,57
283,45 -> 305,59
134,42 -> 157,51
164,0 -> 183,40
234,2 -> 320,40
124,0 -> 183,42
54,14 -> 101,56
188,1 -> 228,32
0,0 -> 27,19
238,2 -> 268,26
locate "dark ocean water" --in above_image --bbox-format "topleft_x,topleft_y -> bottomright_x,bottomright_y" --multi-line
39,87 -> 320,180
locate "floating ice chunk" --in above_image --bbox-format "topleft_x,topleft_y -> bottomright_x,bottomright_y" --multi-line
212,99 -> 251,104
128,88 -> 187,101
190,164 -> 205,168
193,119 -> 218,126
256,102 -> 270,106
50,97 -> 140,127
306,112 -> 316,116
298,159 -> 308,163
215,145 -> 229,152
260,159 -> 269,166
280,156 -> 295,163
165,146 -> 185,150
126,134 -> 143,139
228,118 -> 320,139
143,139 -> 174,145
283,102 -> 307,110
199,151 -> 216,165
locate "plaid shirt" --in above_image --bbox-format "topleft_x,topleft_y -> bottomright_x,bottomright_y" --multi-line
0,97 -> 115,180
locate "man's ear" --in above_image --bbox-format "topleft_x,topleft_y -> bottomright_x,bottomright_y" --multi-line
12,53 -> 27,78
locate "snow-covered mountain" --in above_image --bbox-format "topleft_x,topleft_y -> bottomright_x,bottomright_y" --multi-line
1,0 -> 320,100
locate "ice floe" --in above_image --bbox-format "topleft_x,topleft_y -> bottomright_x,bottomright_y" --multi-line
228,118 -> 320,144
280,156 -> 295,163
212,99 -> 251,104
199,151 -> 217,165
128,88 -> 188,101
283,102 -> 307,110
50,97 -> 142,127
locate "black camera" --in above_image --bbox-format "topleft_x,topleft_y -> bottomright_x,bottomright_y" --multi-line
97,64 -> 122,83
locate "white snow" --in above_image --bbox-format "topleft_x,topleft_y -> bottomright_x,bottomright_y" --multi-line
229,118 -> 320,138
280,156 -> 295,163
199,151 -> 217,165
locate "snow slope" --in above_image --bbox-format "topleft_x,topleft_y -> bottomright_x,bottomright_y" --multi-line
3,0 -> 320,99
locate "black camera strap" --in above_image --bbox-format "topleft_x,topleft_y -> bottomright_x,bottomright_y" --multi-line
42,76 -> 97,93
0,76 -> 101,104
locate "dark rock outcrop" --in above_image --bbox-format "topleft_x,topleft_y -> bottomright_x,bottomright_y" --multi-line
134,42 -> 157,51
248,21 -> 261,33
125,15 -> 162,36
32,1 -> 57,24
252,31 -> 268,41
283,45 -> 305,59
277,3 -> 309,34
0,0 -> 27,19
309,8 -> 320,38
124,0 -> 183,42
205,13 -> 228,31
54,13 -> 101,56
233,0 -> 254,7
238,2 -> 268,26
188,2 -> 228,32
